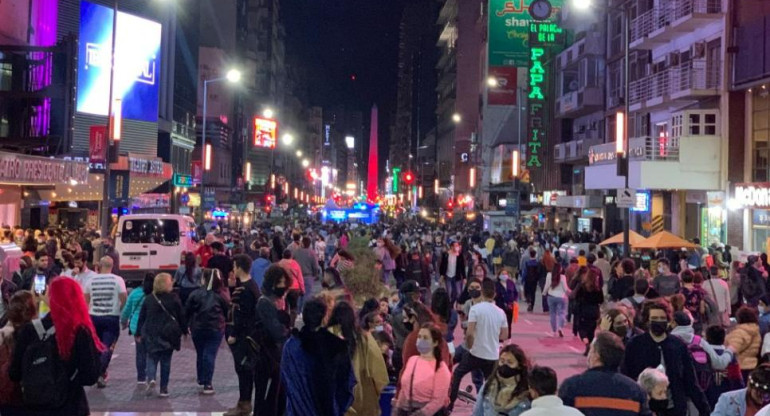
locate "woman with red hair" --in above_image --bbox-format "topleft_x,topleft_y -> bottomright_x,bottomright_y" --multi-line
9,277 -> 104,415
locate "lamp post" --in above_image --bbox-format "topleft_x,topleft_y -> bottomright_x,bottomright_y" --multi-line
574,0 -> 631,255
199,69 -> 241,224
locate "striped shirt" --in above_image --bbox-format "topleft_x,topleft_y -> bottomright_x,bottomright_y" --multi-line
84,273 -> 127,316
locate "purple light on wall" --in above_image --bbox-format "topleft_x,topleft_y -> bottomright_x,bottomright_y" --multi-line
28,0 -> 58,137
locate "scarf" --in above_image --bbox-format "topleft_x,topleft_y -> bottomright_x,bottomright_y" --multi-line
486,376 -> 526,413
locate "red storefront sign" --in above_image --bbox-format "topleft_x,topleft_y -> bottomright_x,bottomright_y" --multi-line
192,161 -> 202,184
89,126 -> 108,164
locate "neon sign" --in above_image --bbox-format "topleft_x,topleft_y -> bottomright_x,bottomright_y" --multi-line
527,46 -> 545,168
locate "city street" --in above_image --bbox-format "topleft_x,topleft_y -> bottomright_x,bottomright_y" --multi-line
88,297 -> 588,416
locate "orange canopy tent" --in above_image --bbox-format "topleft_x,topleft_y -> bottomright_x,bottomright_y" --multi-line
599,230 -> 646,246
632,231 -> 698,249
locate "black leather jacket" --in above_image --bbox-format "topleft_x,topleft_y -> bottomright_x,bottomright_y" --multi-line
185,287 -> 229,333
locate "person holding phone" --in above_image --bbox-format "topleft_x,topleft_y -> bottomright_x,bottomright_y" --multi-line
20,250 -> 53,293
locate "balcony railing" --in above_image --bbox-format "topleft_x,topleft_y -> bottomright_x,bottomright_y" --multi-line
629,59 -> 720,105
630,0 -> 722,44
589,136 -> 680,164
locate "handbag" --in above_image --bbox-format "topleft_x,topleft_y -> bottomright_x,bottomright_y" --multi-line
153,294 -> 183,350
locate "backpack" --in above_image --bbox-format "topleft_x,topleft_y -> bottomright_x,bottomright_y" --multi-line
20,320 -> 71,410
688,335 -> 713,391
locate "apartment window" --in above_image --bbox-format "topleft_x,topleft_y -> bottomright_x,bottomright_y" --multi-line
608,61 -> 623,102
754,92 -> 770,182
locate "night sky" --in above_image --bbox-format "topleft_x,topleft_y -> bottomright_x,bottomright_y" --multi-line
283,0 -> 406,151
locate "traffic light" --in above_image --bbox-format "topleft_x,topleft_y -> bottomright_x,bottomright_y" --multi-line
403,171 -> 415,185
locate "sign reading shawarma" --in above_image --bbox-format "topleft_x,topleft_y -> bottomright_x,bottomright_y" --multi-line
488,0 -> 564,68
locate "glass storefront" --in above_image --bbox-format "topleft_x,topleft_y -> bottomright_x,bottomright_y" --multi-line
753,209 -> 770,253
701,206 -> 726,247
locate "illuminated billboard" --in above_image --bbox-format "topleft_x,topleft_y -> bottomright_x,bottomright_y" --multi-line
77,1 -> 161,122
254,117 -> 277,148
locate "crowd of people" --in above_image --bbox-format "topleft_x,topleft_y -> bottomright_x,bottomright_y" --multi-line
2,219 -> 770,416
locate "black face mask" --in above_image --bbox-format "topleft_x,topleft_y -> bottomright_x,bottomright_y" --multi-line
469,289 -> 481,299
273,287 -> 287,297
648,398 -> 669,412
404,321 -> 414,332
497,365 -> 522,379
613,324 -> 629,339
649,321 -> 668,337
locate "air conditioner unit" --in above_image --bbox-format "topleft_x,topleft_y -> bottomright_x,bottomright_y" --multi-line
665,52 -> 680,67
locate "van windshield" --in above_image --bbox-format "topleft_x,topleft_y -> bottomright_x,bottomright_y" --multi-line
121,219 -> 180,246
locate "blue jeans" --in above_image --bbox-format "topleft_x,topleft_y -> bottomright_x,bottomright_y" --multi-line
547,295 -> 567,333
192,329 -> 224,385
446,277 -> 462,304
146,350 -> 173,389
91,315 -> 120,376
135,336 -> 147,382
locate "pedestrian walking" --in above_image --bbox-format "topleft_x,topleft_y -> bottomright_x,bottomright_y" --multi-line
136,273 -> 187,398
520,366 -> 583,416
293,236 -> 320,310
0,291 -> 37,415
174,252 -> 202,306
472,343 -> 532,416
450,279 -> 509,410
439,241 -> 466,304
9,277 -> 104,416
185,268 -> 229,394
560,331 -> 650,416
543,263 -> 570,337
83,256 -> 127,388
727,305 -> 762,382
572,268 -> 603,355
281,298 -> 355,416
120,273 -> 153,385
394,323 -> 451,416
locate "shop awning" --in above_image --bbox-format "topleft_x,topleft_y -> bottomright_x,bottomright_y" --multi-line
599,230 -> 646,246
633,231 -> 697,249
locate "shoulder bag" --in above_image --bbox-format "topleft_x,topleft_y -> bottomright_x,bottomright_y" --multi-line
153,294 -> 182,350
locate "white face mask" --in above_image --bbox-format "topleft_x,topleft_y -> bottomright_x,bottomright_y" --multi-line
500,274 -> 509,281
658,266 -> 665,274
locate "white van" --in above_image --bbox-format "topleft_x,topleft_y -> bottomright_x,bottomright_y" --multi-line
115,214 -> 198,284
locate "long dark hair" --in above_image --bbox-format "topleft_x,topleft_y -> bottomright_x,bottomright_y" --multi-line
484,343 -> 531,400
550,263 -> 563,289
430,288 -> 452,324
582,268 -> 599,292
328,301 -> 359,358
421,323 -> 444,371
184,252 -> 196,283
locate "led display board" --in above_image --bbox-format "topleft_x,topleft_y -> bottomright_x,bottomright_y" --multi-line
254,117 -> 277,148
77,1 -> 162,122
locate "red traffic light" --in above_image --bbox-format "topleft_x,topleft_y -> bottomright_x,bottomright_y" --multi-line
403,171 -> 415,185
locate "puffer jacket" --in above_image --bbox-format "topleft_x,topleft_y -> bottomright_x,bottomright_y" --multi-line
726,323 -> 761,370
185,287 -> 229,333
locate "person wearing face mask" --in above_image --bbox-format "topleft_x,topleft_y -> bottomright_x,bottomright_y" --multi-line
559,331 -> 649,416
712,364 -> 770,416
472,343 -> 532,416
455,279 -> 486,393
621,299 -> 710,416
652,259 -> 681,297
598,307 -> 642,346
636,368 -> 670,415
394,323 -> 451,416
450,279 -> 510,411
495,270 -> 519,336
400,302 -> 451,371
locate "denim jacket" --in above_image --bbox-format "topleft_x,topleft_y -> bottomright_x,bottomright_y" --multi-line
472,384 -> 531,416
711,388 -> 747,416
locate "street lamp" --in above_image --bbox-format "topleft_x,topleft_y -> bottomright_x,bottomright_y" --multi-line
296,150 -> 303,158
282,133 -> 294,146
487,77 -> 498,87
572,0 -> 592,9
200,68 -> 241,223
452,113 -> 461,123
263,108 -> 274,119
302,159 -> 310,168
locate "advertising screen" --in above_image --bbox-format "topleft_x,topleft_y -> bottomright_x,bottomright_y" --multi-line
254,117 -> 277,148
77,1 -> 161,122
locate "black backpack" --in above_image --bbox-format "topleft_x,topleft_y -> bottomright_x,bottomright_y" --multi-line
20,320 -> 71,410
